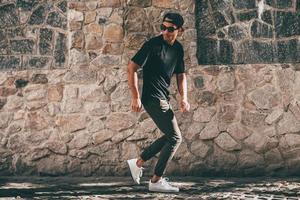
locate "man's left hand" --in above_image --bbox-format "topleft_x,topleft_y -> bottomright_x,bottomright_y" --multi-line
180,99 -> 190,112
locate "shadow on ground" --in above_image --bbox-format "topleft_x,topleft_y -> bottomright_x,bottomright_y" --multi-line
0,176 -> 299,199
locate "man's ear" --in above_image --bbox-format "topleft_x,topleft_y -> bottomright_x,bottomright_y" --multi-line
178,27 -> 184,32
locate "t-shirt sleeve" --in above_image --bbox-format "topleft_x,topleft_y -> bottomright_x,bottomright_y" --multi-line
174,48 -> 185,74
131,41 -> 151,67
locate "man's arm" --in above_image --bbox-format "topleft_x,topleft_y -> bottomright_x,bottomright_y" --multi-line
176,73 -> 190,112
127,61 -> 142,112
176,73 -> 187,101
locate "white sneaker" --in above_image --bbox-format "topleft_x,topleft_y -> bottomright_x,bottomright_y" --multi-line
127,158 -> 143,184
149,177 -> 179,193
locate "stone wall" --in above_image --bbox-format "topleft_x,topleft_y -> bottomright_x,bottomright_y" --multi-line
0,0 -> 68,70
196,0 -> 300,64
0,0 -> 300,176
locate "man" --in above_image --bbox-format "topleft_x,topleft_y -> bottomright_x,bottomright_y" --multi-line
127,12 -> 190,193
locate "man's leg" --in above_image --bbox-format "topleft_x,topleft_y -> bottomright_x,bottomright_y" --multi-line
140,135 -> 167,162
143,99 -> 182,179
127,99 -> 173,185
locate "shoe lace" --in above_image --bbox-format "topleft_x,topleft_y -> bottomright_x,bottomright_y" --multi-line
139,167 -> 144,178
161,177 -> 171,186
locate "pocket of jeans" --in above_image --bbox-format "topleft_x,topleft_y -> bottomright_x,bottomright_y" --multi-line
159,99 -> 170,112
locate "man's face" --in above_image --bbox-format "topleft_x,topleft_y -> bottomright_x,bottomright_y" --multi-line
161,21 -> 179,44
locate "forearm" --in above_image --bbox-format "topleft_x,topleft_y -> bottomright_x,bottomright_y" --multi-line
129,72 -> 140,99
177,73 -> 188,101
127,62 -> 140,99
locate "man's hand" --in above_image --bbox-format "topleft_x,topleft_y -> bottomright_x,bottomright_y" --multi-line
180,99 -> 190,112
176,73 -> 189,113
131,98 -> 142,112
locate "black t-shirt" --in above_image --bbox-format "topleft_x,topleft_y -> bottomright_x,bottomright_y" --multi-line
131,35 -> 185,104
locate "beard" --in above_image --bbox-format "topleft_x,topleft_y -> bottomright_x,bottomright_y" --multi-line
162,34 -> 175,45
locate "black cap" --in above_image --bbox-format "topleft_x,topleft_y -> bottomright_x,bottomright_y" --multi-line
163,12 -> 184,28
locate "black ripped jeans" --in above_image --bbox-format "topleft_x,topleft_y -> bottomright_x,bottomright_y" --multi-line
140,98 -> 182,177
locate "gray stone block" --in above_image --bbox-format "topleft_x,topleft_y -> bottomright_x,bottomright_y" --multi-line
261,10 -> 273,25
236,41 -> 274,64
195,1 -> 216,37
236,10 -> 258,21
28,5 -> 47,25
31,74 -> 49,84
56,0 -> 67,13
213,11 -> 229,29
47,11 -> 67,29
197,16 -> 216,37
6,27 -> 25,38
251,20 -> 273,38
98,17 -> 107,25
277,39 -> 300,63
39,42 -> 52,55
217,30 -> 225,39
0,99 -> 6,110
194,76 -> 204,88
11,39 -> 34,54
197,38 -> 233,64
54,33 -> 67,67
199,91 -> 217,106
209,0 -> 232,11
266,0 -> 293,9
0,40 -> 9,54
0,30 -> 5,42
0,4 -> 19,28
233,0 -> 256,9
275,11 -> 300,38
209,0 -> 236,25
16,0 -> 39,11
39,28 -> 53,55
196,0 -> 210,15
40,28 -> 53,43
15,79 -> 29,88
0,56 -> 21,70
0,30 -> 8,54
23,57 -> 51,69
228,25 -> 246,40
197,39 -> 216,64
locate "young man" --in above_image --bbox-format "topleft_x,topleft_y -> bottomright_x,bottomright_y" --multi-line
127,12 -> 190,193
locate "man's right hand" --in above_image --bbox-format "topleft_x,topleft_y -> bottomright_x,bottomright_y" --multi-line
131,98 -> 142,112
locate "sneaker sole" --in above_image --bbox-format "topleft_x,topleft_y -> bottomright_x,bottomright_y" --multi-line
149,188 -> 179,193
127,160 -> 139,185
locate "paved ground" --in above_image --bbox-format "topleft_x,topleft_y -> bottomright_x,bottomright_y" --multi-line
0,176 -> 299,200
